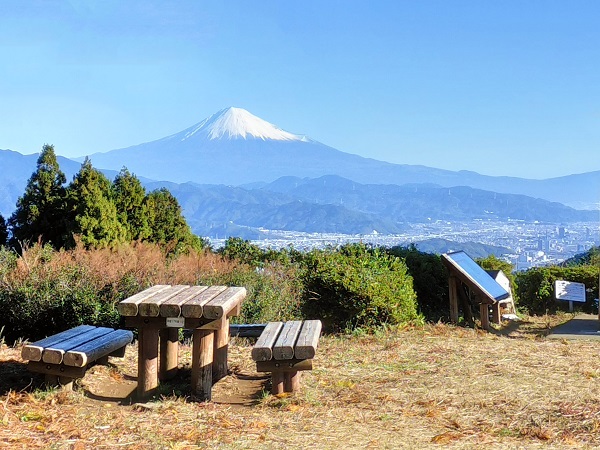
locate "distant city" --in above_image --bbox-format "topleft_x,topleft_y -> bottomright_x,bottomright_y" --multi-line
210,219 -> 600,271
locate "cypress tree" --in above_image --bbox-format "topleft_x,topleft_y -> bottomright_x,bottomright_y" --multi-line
146,188 -> 189,245
113,167 -> 150,241
8,144 -> 70,249
145,187 -> 204,252
67,158 -> 125,248
0,213 -> 7,247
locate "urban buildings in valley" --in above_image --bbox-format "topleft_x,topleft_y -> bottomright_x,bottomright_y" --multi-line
210,220 -> 600,270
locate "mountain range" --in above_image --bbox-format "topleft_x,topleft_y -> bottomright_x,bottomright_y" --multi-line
1,107 -> 598,241
82,107 -> 599,210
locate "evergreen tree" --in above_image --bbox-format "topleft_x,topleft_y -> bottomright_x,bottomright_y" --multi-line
0,213 -> 7,247
67,158 -> 125,248
146,188 -> 203,252
8,144 -> 70,249
113,167 -> 150,241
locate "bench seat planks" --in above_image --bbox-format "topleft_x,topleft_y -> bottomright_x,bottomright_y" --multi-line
21,325 -> 96,362
251,320 -> 322,394
22,326 -> 133,391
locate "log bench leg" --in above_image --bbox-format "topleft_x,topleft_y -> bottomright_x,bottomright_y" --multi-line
271,372 -> 285,395
160,328 -> 179,381
192,329 -> 214,401
45,374 -> 74,391
271,371 -> 303,394
284,371 -> 301,393
137,327 -> 160,398
213,318 -> 229,382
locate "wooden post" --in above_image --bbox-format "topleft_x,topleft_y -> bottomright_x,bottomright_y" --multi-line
160,328 -> 179,380
284,371 -> 301,392
45,374 -> 73,391
449,276 -> 459,324
213,318 -> 229,382
45,374 -> 58,386
271,372 -> 285,395
137,327 -> 160,398
192,329 -> 214,401
458,284 -> 474,325
480,303 -> 490,330
492,303 -> 501,324
58,376 -> 73,391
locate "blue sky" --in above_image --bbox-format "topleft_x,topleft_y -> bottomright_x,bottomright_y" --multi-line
1,1 -> 599,179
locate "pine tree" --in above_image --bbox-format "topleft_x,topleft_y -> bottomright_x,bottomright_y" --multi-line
0,213 -> 8,247
67,158 -> 125,248
113,167 -> 150,241
8,144 -> 70,249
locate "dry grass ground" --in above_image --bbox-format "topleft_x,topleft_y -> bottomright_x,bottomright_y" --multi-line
2,315 -> 600,449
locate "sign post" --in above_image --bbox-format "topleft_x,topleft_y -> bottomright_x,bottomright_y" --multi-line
554,280 -> 586,312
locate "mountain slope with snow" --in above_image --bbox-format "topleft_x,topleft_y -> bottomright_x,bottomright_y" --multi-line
80,107 -> 599,209
177,107 -> 306,142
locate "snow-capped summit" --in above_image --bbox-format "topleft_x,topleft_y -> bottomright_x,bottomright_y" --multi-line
180,107 -> 304,142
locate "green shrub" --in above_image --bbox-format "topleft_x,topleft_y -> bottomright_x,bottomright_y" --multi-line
0,265 -> 121,343
388,245 -> 449,321
516,265 -> 600,315
301,243 -> 420,332
197,260 -> 303,325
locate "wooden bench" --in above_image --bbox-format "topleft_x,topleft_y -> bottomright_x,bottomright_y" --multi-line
21,325 -> 133,391
251,320 -> 322,394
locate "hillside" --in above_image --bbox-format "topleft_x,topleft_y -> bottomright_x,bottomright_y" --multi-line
2,318 -> 599,448
409,238 -> 511,258
1,146 -> 596,240
146,176 -> 597,238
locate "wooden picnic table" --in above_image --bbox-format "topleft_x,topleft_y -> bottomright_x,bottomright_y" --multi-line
117,285 -> 246,400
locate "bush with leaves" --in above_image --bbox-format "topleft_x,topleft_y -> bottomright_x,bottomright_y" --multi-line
0,244 -> 122,342
301,243 -> 420,332
388,245 -> 449,321
516,265 -> 599,314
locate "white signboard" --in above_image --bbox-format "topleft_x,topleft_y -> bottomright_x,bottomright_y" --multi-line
555,280 -> 586,303
166,317 -> 185,328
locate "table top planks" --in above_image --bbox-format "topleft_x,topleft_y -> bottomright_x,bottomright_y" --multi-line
117,285 -> 172,316
203,287 -> 247,320
118,285 -> 246,321
160,286 -> 209,317
181,286 -> 228,318
138,285 -> 190,317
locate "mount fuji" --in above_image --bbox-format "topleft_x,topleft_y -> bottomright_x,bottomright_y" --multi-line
83,106 -> 399,187
79,107 -> 480,186
80,107 -> 597,209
